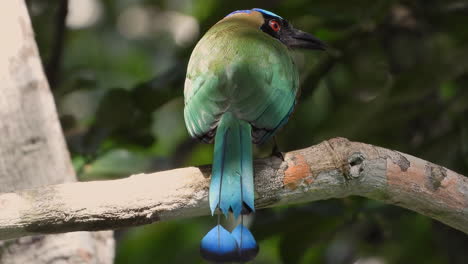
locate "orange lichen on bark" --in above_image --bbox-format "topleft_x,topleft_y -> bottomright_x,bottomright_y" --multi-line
283,154 -> 312,190
386,155 -> 468,210
386,157 -> 426,192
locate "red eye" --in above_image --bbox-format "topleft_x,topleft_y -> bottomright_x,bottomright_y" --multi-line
269,20 -> 280,32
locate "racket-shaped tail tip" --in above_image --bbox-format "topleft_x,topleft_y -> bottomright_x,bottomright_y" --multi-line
200,225 -> 239,262
231,224 -> 259,262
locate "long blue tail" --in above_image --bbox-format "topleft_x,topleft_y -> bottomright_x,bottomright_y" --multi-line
200,112 -> 259,262
210,112 -> 254,216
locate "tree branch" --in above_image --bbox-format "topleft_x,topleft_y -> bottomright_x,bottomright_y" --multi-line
1,137 -> 467,240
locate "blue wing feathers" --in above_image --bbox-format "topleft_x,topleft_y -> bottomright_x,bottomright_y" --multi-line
257,100 -> 296,144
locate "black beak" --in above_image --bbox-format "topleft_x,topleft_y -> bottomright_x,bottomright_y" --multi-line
282,27 -> 326,50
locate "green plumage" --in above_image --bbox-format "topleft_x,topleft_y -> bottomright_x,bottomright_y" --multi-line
184,18 -> 299,145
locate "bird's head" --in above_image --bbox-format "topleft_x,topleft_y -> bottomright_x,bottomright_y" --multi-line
222,8 -> 326,50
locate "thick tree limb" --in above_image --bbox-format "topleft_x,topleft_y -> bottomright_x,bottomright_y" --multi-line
1,137 -> 467,240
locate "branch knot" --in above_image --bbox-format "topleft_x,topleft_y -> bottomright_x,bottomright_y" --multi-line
348,152 -> 365,179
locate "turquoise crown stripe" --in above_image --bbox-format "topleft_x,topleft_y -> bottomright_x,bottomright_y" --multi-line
252,8 -> 283,19
225,8 -> 282,19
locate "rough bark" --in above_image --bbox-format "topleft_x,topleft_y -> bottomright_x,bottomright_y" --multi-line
0,138 -> 467,240
0,1 -> 114,263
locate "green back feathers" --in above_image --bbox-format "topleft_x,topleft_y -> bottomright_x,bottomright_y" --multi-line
184,18 -> 299,143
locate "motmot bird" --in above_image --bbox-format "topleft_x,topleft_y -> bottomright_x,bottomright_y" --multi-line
183,8 -> 325,262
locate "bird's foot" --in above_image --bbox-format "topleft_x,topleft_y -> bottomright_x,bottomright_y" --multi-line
271,138 -> 285,161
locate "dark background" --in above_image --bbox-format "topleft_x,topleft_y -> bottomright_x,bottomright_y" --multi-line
28,0 -> 468,263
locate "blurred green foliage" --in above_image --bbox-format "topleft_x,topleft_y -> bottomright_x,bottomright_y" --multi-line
28,0 -> 468,263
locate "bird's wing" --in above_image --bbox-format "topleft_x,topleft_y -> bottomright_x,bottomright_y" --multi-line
184,71 -> 226,142
231,39 -> 299,144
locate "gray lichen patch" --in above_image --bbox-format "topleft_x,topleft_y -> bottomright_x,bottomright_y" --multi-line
425,163 -> 447,191
384,151 -> 411,172
394,152 -> 410,172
